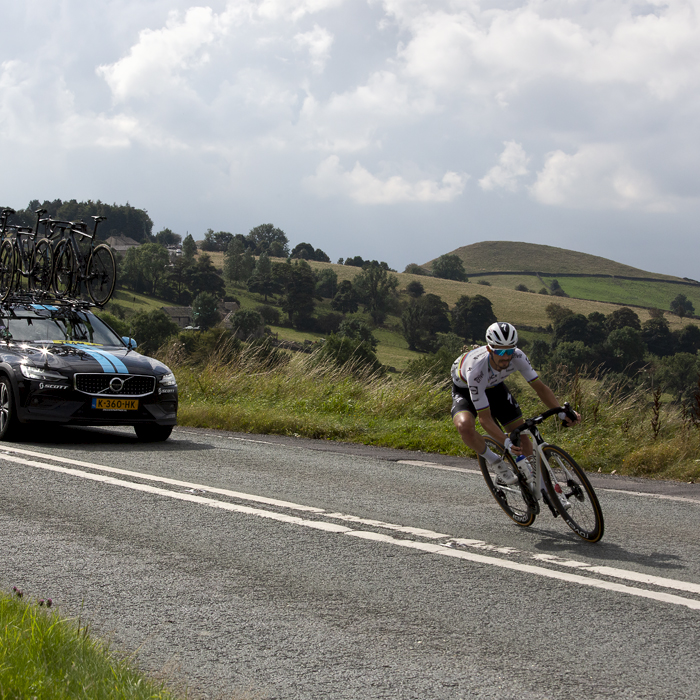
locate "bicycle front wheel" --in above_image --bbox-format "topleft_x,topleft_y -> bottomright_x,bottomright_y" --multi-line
52,240 -> 77,298
541,445 -> 604,543
86,244 -> 116,305
30,238 -> 53,293
0,240 -> 15,302
478,437 -> 536,527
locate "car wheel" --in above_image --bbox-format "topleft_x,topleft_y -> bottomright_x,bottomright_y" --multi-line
134,424 -> 173,442
0,376 -> 22,441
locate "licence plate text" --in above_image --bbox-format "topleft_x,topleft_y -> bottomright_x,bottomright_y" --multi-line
92,398 -> 139,411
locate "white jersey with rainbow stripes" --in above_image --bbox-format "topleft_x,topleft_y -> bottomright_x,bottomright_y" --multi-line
450,346 -> 539,412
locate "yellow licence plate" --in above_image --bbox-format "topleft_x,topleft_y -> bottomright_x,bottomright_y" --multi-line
92,398 -> 139,411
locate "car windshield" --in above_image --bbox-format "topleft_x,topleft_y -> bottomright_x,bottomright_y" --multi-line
2,308 -> 124,346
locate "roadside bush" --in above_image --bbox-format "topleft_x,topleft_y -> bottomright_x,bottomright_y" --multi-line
130,310 -> 179,355
314,334 -> 383,376
231,309 -> 264,340
315,312 -> 344,335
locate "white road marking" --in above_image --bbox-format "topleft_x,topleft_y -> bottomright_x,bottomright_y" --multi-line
2,446 -> 700,608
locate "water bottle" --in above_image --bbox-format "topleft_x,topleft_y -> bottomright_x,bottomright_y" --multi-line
515,454 -> 535,489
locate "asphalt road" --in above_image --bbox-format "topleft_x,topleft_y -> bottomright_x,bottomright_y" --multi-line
1,425 -> 699,699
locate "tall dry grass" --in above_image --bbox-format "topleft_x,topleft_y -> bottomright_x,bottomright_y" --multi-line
167,342 -> 700,481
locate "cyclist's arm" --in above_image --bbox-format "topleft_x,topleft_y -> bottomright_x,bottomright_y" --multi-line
530,379 -> 580,425
477,407 -> 523,455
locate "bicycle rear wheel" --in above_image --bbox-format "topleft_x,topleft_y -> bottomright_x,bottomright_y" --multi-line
52,240 -> 77,298
541,445 -> 604,543
86,244 -> 116,305
478,437 -> 536,527
30,238 -> 53,293
0,240 -> 15,302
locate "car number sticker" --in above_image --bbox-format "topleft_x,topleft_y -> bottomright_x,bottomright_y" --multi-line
92,398 -> 139,411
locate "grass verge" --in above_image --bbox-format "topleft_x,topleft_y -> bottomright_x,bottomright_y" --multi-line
0,590 -> 179,700
170,345 -> 700,482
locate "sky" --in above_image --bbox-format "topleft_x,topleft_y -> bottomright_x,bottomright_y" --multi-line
1,0 -> 699,278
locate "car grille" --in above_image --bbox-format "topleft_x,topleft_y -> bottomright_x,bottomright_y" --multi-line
74,373 -> 156,397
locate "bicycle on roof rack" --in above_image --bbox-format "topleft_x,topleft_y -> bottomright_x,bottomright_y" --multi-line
49,215 -> 116,305
477,402 -> 605,543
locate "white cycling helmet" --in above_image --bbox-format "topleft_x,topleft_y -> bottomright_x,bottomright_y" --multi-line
485,322 -> 518,348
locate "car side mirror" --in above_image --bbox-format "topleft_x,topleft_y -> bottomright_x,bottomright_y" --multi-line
122,336 -> 137,349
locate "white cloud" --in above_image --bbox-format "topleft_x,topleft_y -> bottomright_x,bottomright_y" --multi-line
97,7 -> 227,102
530,144 -> 674,212
294,24 -> 334,72
304,155 -> 467,204
256,0 -> 346,22
479,141 -> 529,192
389,1 -> 700,101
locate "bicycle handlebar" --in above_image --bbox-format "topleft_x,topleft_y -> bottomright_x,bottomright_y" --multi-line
509,402 -> 577,447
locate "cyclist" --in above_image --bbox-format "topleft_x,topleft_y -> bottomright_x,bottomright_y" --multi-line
451,322 -> 580,486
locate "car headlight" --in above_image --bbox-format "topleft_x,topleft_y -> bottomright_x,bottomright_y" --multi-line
159,372 -> 177,386
20,364 -> 67,381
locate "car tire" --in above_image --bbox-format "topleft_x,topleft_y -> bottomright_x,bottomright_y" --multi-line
134,424 -> 173,442
0,376 -> 23,441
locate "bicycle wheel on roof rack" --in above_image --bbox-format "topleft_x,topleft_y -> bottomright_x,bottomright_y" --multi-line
478,436 -> 536,527
0,240 -> 15,302
86,244 -> 116,305
52,240 -> 77,298
30,238 -> 53,293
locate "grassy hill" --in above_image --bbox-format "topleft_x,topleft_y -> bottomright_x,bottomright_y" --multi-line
425,240 -> 691,279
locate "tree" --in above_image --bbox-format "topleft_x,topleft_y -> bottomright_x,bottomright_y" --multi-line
331,280 -> 358,314
188,252 -> 225,298
401,293 -> 450,352
676,324 -> 700,354
451,295 -> 496,342
549,279 -> 568,297
130,310 -> 179,355
192,292 -> 221,329
290,242 -> 315,260
670,294 -> 695,319
545,303 -> 574,325
166,256 -> 195,305
246,224 -> 289,257
344,256 -> 365,267
655,353 -> 700,403
337,318 -> 378,349
154,228 -> 181,246
642,318 -> 676,357
182,234 -> 197,260
224,238 -> 255,284
550,341 -> 596,373
432,254 -> 467,281
553,314 -> 589,346
201,229 -> 234,252
406,280 -> 425,298
281,260 -> 316,329
353,263 -> 399,325
247,251 -> 279,301
138,243 -> 171,295
403,263 -> 430,276
315,268 -> 338,299
606,327 -> 645,373
606,307 -> 641,333
230,309 -> 264,339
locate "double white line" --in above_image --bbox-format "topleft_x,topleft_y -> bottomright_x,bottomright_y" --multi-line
2,445 -> 700,611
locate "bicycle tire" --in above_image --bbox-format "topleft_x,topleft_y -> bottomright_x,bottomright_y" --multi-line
52,240 -> 77,298
86,244 -> 116,305
0,240 -> 15,301
30,238 -> 53,293
478,437 -> 536,527
541,445 -> 604,543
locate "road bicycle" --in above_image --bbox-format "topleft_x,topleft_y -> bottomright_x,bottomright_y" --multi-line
477,403 -> 605,543
0,208 -> 53,301
51,215 -> 116,305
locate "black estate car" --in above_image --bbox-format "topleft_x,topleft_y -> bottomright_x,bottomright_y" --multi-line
0,302 -> 177,441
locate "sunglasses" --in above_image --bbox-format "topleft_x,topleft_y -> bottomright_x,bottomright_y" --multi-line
490,347 -> 516,356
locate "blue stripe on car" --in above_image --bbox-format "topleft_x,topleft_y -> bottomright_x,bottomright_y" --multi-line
75,346 -> 129,374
